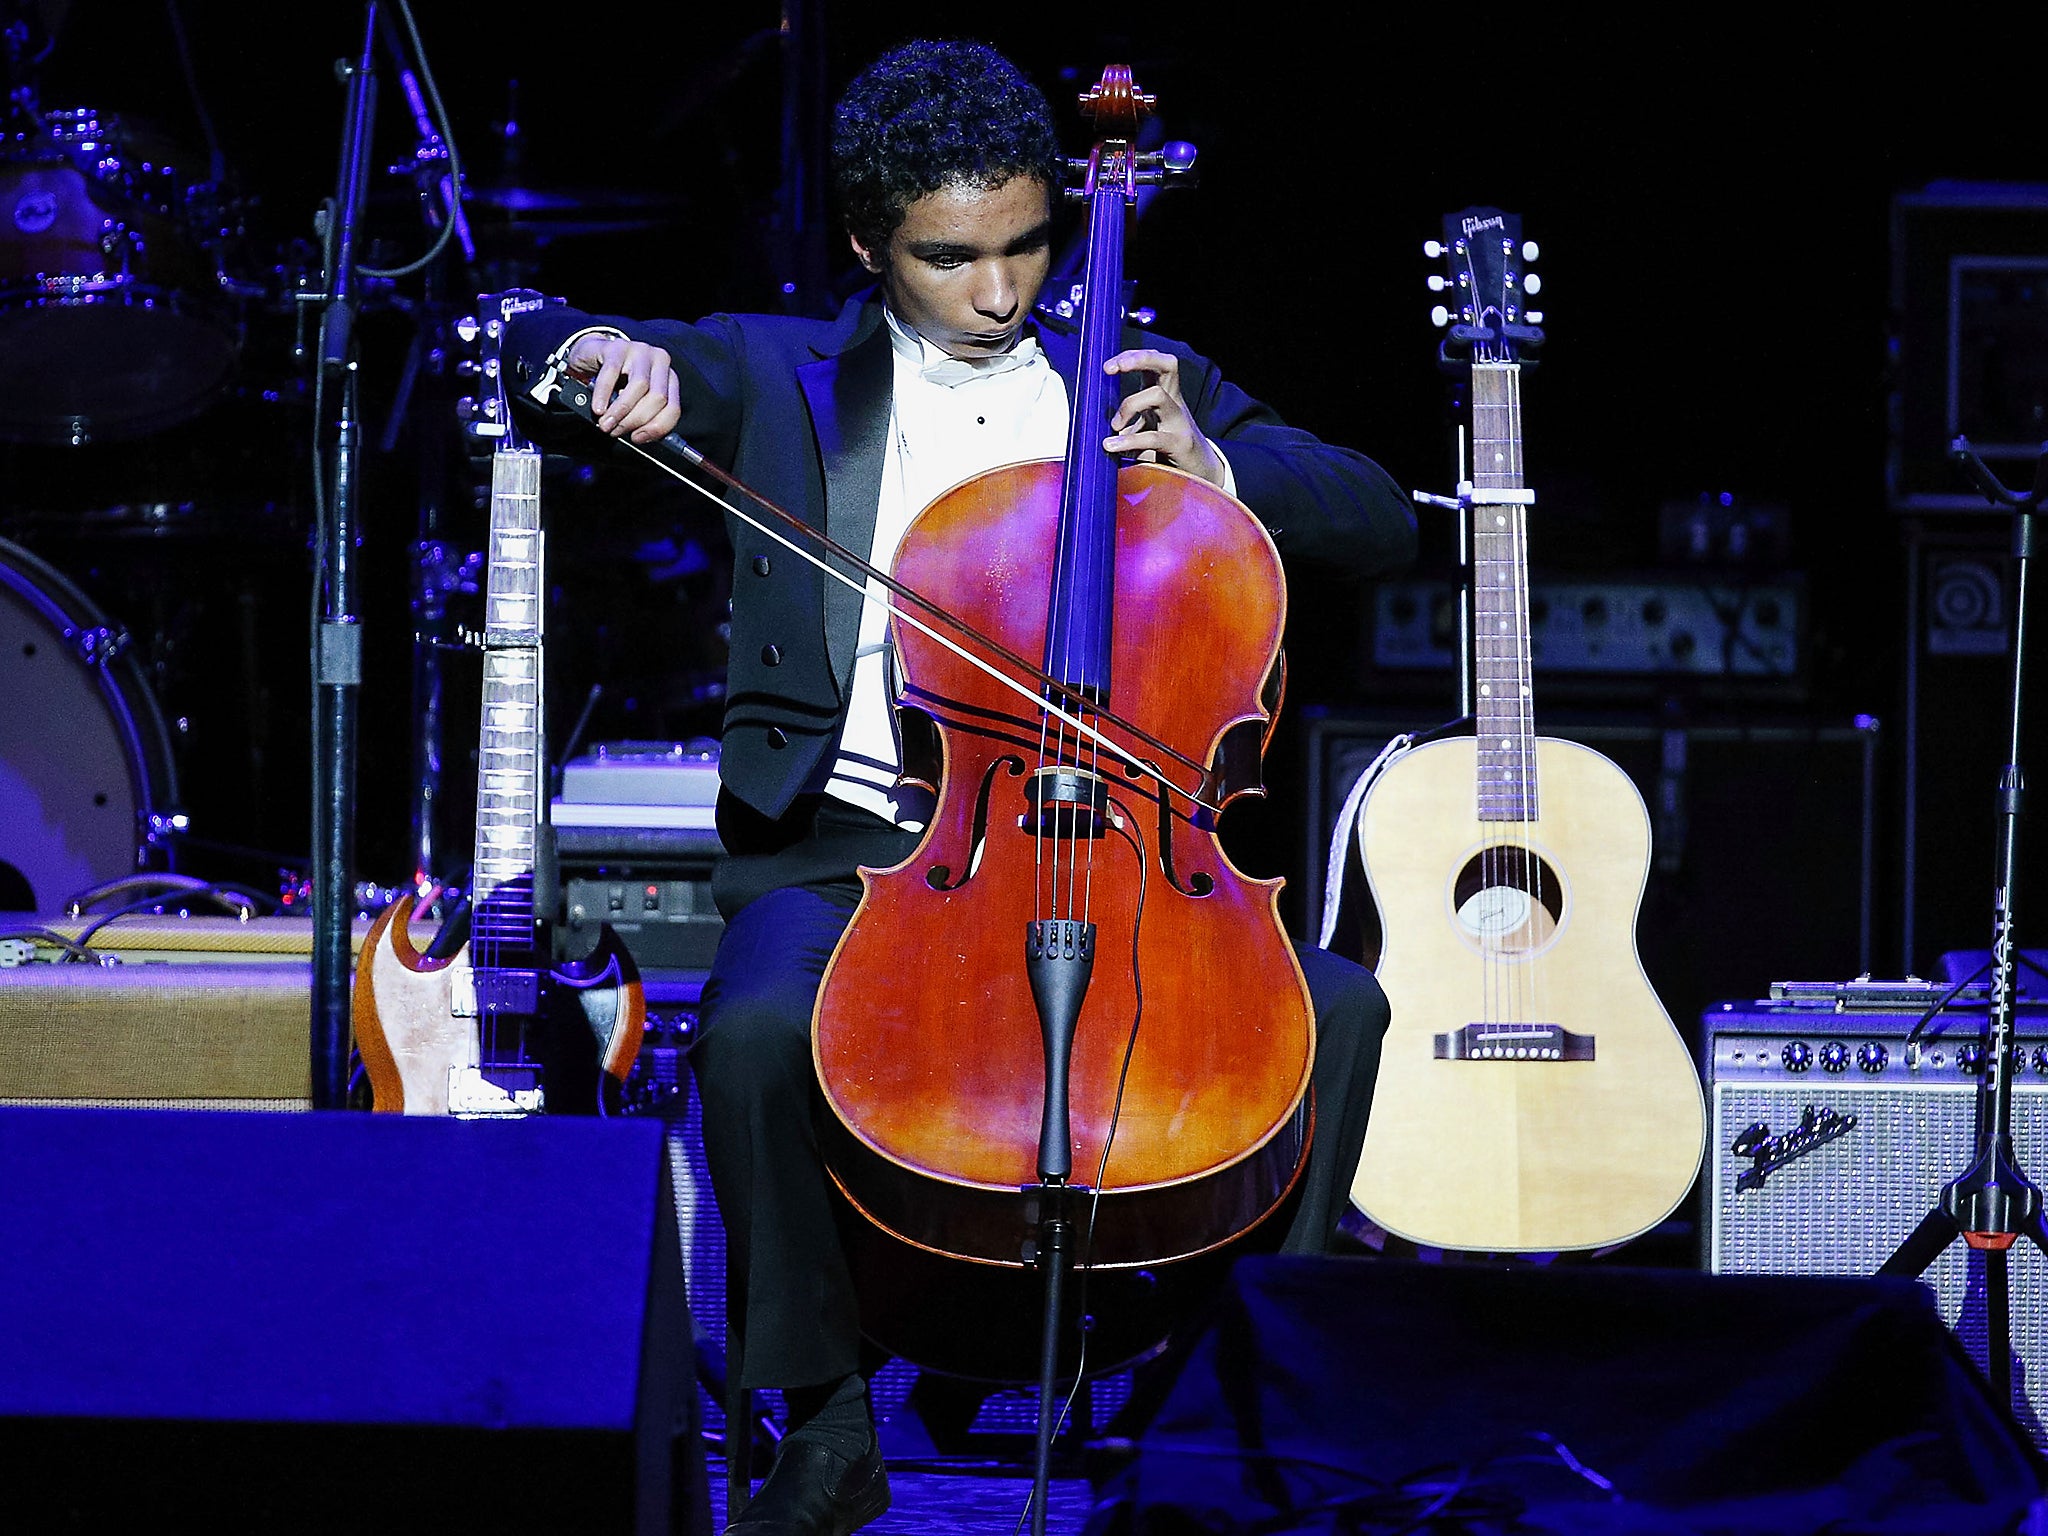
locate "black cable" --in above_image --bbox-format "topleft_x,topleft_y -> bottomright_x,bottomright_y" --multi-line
161,0 -> 226,184
0,927 -> 109,964
360,0 -> 464,280
66,885 -> 263,956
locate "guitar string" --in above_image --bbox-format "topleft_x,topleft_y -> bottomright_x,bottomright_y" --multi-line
1511,365 -> 1544,1038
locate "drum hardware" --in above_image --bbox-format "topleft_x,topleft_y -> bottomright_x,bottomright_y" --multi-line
0,103 -> 244,444
0,536 -> 178,914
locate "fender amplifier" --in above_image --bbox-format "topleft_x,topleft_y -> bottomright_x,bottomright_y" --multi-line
1705,996 -> 2048,1443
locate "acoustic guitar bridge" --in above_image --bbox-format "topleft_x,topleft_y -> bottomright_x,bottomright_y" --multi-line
1433,1023 -> 1595,1061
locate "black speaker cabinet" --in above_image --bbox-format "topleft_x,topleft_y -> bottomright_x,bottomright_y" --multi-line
1705,1000 -> 2048,1444
1305,713 -> 1881,1037
0,1106 -> 702,1533
1899,514 -> 2048,972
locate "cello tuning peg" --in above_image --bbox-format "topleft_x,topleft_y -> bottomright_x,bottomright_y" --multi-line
1522,240 -> 1540,261
1161,140 -> 1197,175
1430,305 -> 1451,328
1424,239 -> 1445,258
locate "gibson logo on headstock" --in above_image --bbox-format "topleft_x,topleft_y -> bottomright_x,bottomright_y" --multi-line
1461,213 -> 1507,237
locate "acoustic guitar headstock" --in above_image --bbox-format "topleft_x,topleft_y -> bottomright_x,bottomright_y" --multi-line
1427,207 -> 1545,369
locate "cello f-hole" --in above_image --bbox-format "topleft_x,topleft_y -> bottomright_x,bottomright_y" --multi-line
926,752 -> 1026,891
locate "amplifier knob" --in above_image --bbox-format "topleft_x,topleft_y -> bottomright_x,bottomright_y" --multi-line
1819,1040 -> 1851,1073
1958,1043 -> 1985,1074
1782,1040 -> 1813,1072
1857,1042 -> 1888,1073
2033,1046 -> 2048,1075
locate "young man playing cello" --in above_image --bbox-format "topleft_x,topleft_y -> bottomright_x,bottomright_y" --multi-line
507,39 -> 1414,1536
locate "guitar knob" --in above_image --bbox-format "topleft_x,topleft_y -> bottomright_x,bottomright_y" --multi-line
1781,1040 -> 1812,1072
1857,1042 -> 1888,1073
1819,1040 -> 1850,1073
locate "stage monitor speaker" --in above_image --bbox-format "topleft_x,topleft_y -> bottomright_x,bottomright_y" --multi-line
0,1107 -> 704,1535
1093,1255 -> 2042,1534
1888,183 -> 2048,514
1706,1000 -> 2048,1445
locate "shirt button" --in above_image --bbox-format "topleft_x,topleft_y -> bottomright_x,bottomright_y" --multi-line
752,555 -> 771,577
766,727 -> 788,750
761,644 -> 782,666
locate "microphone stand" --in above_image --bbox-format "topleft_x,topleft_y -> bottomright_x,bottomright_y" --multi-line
1878,435 -> 2046,1417
309,6 -> 380,1109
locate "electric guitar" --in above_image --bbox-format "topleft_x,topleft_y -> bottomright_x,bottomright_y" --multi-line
1349,212 -> 1704,1250
353,290 -> 644,1116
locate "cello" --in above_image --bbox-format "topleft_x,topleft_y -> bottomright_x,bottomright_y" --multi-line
808,66 -> 1316,1383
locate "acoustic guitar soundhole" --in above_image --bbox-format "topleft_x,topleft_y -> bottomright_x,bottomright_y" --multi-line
1450,848 -> 1564,957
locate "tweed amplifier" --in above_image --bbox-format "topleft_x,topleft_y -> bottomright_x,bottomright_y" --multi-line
1705,997 -> 2048,1442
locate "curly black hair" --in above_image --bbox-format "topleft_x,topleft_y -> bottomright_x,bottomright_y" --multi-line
831,39 -> 1064,252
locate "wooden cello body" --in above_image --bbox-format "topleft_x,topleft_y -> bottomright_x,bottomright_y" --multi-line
811,71 -> 1314,1378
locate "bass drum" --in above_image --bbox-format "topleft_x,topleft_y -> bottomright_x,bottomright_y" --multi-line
0,538 -> 177,911
0,107 -> 240,444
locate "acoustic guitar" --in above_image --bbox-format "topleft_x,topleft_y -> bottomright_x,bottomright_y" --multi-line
352,290 -> 643,1116
1349,211 -> 1704,1251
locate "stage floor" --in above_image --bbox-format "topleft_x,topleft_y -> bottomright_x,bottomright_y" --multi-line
710,1458 -> 1094,1535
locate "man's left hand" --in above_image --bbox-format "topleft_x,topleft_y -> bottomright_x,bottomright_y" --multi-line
1102,349 -> 1228,489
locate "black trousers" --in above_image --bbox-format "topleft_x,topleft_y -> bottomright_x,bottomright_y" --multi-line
692,800 -> 1390,1390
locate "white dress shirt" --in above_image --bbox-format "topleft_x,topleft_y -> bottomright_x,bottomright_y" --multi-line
824,311 -> 1070,828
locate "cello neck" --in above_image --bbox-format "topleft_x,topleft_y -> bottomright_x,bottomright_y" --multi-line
1044,88 -> 1144,704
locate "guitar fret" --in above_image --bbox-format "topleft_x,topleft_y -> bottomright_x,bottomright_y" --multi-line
472,446 -> 546,914
1469,363 -> 1536,821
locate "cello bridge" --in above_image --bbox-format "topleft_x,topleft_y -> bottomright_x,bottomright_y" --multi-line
1022,766 -> 1111,838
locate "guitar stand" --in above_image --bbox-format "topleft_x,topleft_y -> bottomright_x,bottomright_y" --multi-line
1877,436 -> 2046,1420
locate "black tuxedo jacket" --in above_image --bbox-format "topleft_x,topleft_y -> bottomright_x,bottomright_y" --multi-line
507,291 -> 1415,825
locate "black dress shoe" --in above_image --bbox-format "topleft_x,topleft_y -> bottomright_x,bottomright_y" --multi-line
726,1436 -> 890,1536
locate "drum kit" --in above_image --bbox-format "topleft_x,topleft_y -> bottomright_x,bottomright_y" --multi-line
0,67 -> 695,917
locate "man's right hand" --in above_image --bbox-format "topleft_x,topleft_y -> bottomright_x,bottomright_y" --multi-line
575,333 -> 683,444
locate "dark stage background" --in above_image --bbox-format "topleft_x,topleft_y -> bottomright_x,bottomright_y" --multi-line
7,3 -> 2048,1027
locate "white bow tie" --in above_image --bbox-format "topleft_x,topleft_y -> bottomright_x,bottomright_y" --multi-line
916,332 -> 1041,388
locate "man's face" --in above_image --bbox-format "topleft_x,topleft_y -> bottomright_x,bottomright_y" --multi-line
851,175 -> 1054,359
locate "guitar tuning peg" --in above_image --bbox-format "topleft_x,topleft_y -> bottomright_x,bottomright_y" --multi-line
1427,275 -> 1448,292
1523,273 -> 1542,295
1430,305 -> 1451,328
1423,239 -> 1445,258
1525,310 -> 1544,324
1521,240 -> 1540,261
